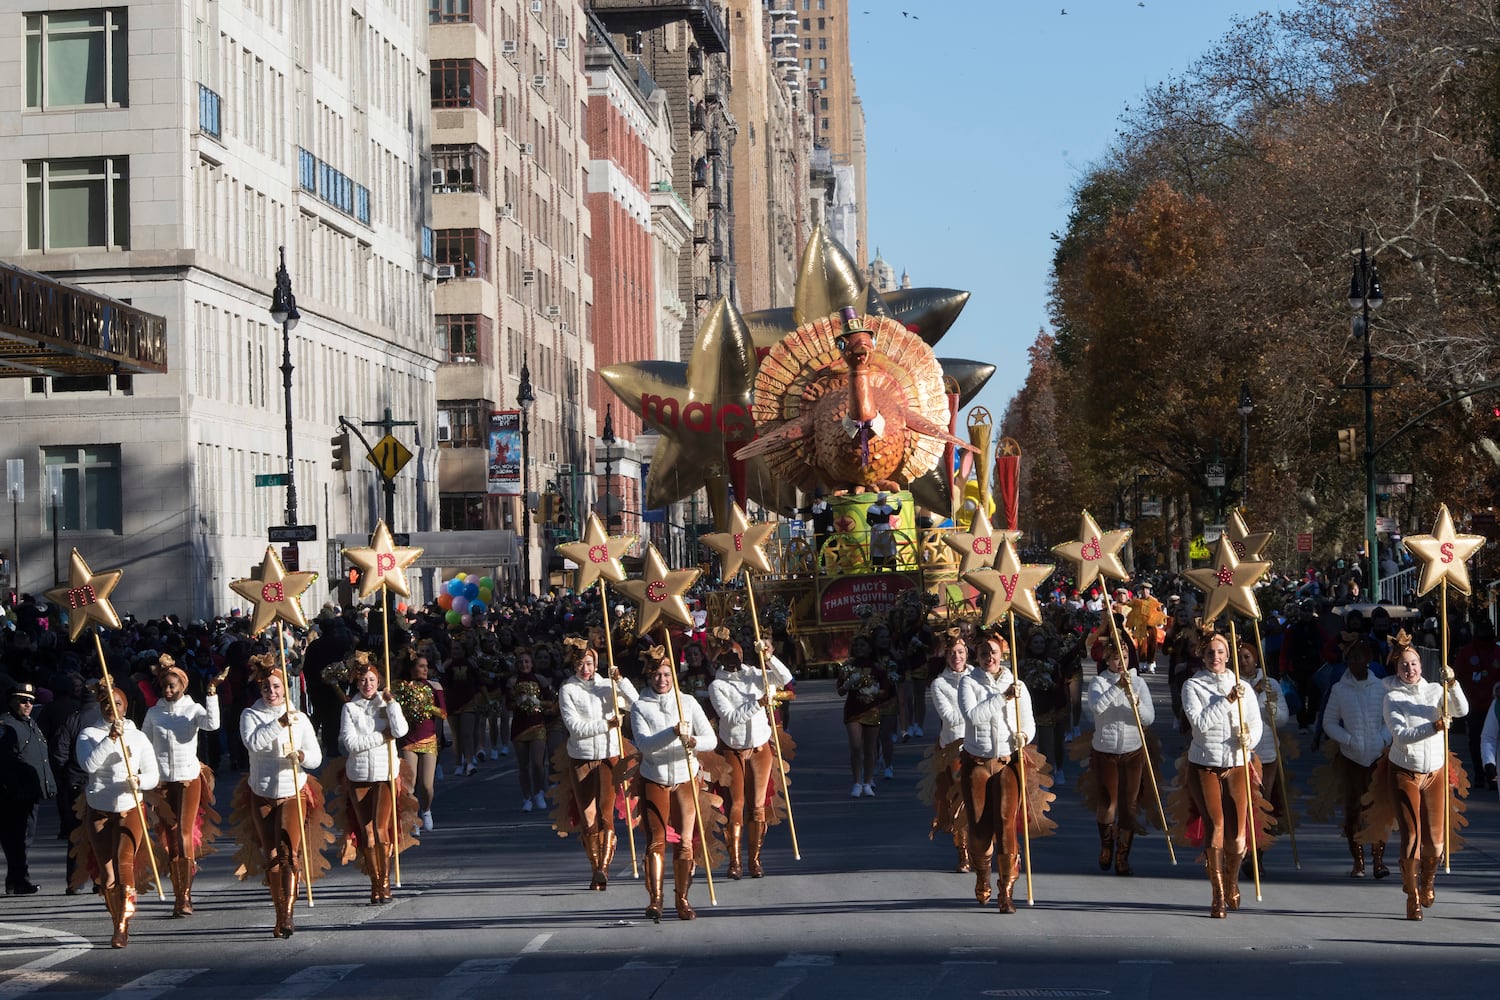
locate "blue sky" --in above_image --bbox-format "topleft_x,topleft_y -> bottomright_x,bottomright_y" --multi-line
852,0 -> 1301,419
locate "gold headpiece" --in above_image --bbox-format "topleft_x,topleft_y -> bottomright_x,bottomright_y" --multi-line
153,654 -> 188,689
249,652 -> 280,684
562,636 -> 589,651
1388,628 -> 1416,666
642,644 -> 668,664
711,625 -> 731,642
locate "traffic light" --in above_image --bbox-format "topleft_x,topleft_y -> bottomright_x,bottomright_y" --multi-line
1337,427 -> 1357,464
331,431 -> 352,472
537,493 -> 555,523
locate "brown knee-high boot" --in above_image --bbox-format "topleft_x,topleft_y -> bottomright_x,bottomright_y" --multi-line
266,863 -> 286,938
600,830 -> 617,889
644,851 -> 665,923
280,863 -> 299,938
1097,823 -> 1115,872
363,848 -> 383,904
1419,855 -> 1438,908
725,824 -> 743,880
747,820 -> 766,878
971,846 -> 992,904
1347,839 -> 1366,878
673,852 -> 696,920
1401,858 -> 1423,920
170,858 -> 189,917
1114,830 -> 1135,877
1205,848 -> 1226,919
109,884 -> 132,948
953,824 -> 970,873
582,832 -> 604,890
1223,850 -> 1244,911
996,853 -> 1019,914
1371,841 -> 1390,879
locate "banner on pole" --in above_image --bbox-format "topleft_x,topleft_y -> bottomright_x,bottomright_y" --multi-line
487,411 -> 522,496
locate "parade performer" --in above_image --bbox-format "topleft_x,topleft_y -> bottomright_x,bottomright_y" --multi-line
1181,629 -> 1263,918
1315,638 -> 1390,878
920,629 -> 971,871
1084,645 -> 1154,876
708,638 -> 794,880
1379,635 -> 1468,920
958,634 -> 1035,913
558,635 -> 639,890
1240,638 -> 1294,873
336,654 -> 411,904
509,648 -> 555,812
395,650 -> 446,834
77,684 -> 160,947
141,655 -> 223,917
837,632 -> 897,798
632,645 -> 718,922
234,655 -> 329,938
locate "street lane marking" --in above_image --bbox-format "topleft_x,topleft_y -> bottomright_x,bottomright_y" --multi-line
0,921 -> 92,997
102,968 -> 209,1000
775,954 -> 835,967
520,932 -> 552,954
0,973 -> 69,999
447,960 -> 518,976
256,965 -> 362,1000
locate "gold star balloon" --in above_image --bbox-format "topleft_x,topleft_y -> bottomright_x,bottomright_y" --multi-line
342,520 -> 424,598
1224,509 -> 1274,563
1052,510 -> 1132,593
613,544 -> 702,636
45,549 -> 123,641
556,513 -> 635,592
1184,537 -> 1272,624
943,509 -> 1003,576
700,503 -> 776,580
965,536 -> 1053,626
1403,503 -> 1485,596
228,546 -> 319,634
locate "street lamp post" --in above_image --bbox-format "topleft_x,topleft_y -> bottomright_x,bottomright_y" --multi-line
1237,379 -> 1254,510
1348,234 -> 1384,593
518,356 -> 535,598
269,246 -> 302,528
601,405 -> 616,527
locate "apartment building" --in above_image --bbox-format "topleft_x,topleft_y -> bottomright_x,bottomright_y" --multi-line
791,0 -> 864,264
0,0 -> 436,618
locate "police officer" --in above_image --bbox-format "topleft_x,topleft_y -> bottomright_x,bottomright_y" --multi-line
2,683 -> 57,894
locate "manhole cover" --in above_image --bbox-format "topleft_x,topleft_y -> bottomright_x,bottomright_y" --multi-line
982,991 -> 1111,998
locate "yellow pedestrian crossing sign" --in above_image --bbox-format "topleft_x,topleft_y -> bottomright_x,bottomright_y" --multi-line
368,434 -> 412,481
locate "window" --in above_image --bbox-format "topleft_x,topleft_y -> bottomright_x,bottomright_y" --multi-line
25,9 -> 129,110
432,144 -> 490,194
433,228 -> 490,279
429,0 -> 483,26
439,494 -> 494,531
431,59 -> 488,111
803,58 -> 812,71
802,17 -> 809,29
437,314 -> 489,363
819,58 -> 827,70
43,445 -> 122,534
819,37 -> 827,50
436,402 -> 489,447
822,117 -> 829,130
25,157 -> 130,251
817,17 -> 825,29
820,97 -> 829,111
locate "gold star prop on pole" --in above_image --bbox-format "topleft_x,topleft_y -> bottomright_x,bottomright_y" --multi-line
965,535 -> 1053,626
342,520 -> 424,598
700,503 -> 776,581
943,509 -> 1006,576
1403,503 -> 1485,597
1184,537 -> 1272,624
1224,509 -> 1274,562
614,544 -> 702,636
228,546 -> 319,634
1052,510 -> 1132,593
556,513 -> 636,592
45,549 -> 123,642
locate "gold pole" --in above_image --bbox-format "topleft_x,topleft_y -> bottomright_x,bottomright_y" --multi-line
1228,620 -> 1261,902
743,578 -> 801,860
662,629 -> 716,905
1101,608 -> 1175,864
597,579 -> 639,879
1005,613 -> 1033,906
381,586 -> 401,889
1250,618 -> 1298,869
1440,585 -> 1451,874
90,632 -> 165,901
275,621 -> 316,906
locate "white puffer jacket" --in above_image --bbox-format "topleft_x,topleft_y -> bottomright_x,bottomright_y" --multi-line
632,689 -> 717,786
77,722 -> 160,813
1086,669 -> 1153,754
142,694 -> 220,783
930,667 -> 970,747
959,667 -> 1034,759
240,699 -> 323,798
1183,670 -> 1262,768
1385,679 -> 1468,773
1247,670 -> 1290,763
338,694 -> 409,782
560,673 -> 639,760
709,655 -> 794,751
1323,671 -> 1391,767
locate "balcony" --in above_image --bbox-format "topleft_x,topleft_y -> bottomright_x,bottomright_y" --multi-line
706,134 -> 723,159
708,239 -> 725,263
588,0 -> 728,55
693,221 -> 709,245
693,276 -> 711,301
689,103 -> 706,132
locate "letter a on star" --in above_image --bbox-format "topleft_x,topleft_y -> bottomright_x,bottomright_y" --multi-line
229,546 -> 318,634
1052,510 -> 1131,592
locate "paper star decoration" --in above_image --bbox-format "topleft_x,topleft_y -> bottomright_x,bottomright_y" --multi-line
229,546 -> 319,634
342,520 -> 424,598
1403,503 -> 1485,597
1051,510 -> 1132,592
45,549 -> 123,642
1184,537 -> 1272,624
965,536 -> 1053,626
556,513 -> 635,593
700,503 -> 776,580
943,509 -> 1005,576
1224,510 -> 1274,562
613,544 -> 702,636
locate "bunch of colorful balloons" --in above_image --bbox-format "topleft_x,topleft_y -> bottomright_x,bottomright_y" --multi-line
436,573 -> 495,628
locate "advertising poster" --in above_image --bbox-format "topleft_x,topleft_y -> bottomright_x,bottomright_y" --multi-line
487,410 -> 522,495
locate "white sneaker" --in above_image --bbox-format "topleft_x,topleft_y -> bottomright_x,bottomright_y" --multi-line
883,766 -> 894,780
411,824 -> 423,837
862,783 -> 876,797
422,810 -> 434,831
522,798 -> 534,812
851,783 -> 863,798
533,792 -> 547,810
465,761 -> 478,776
489,749 -> 500,761
912,724 -> 924,737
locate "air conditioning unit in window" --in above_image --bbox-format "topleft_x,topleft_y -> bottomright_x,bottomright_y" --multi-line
532,75 -> 547,90
499,203 -> 515,219
430,168 -> 445,187
501,40 -> 518,56
545,305 -> 561,318
436,424 -> 452,442
559,463 -> 574,474
555,37 -> 569,50
520,142 -> 534,155
522,268 -> 537,283
435,264 -> 457,280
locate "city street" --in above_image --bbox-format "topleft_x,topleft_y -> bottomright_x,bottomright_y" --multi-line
3,678 -> 1497,999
